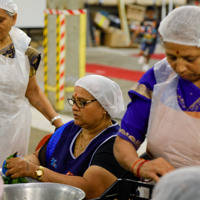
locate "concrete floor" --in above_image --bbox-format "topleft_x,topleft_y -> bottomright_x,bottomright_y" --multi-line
29,42 -> 165,155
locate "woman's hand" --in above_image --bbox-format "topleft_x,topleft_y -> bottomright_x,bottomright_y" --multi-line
135,157 -> 175,182
5,157 -> 37,179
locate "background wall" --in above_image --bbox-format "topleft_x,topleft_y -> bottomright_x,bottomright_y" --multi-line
13,0 -> 46,28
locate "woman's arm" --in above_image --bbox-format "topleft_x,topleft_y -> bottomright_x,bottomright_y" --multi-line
5,138 -> 120,199
114,136 -> 139,172
6,157 -> 117,199
114,136 -> 175,182
25,75 -> 63,128
40,165 -> 117,199
23,150 -> 41,165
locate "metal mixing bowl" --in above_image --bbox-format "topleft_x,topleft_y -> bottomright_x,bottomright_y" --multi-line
2,182 -> 85,200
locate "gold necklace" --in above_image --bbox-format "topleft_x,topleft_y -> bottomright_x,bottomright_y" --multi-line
74,121 -> 113,157
79,132 -> 87,152
74,132 -> 88,157
107,121 -> 113,127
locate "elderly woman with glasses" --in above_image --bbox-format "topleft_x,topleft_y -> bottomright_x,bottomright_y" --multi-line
3,75 -> 133,199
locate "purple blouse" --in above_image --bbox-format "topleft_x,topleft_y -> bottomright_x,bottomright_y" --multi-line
118,67 -> 200,149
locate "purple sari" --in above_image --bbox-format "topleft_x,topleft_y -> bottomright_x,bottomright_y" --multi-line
118,67 -> 200,149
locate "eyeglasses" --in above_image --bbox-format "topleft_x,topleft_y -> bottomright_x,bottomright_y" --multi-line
67,98 -> 97,108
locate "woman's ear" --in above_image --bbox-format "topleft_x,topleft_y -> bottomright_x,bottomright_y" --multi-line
12,13 -> 17,26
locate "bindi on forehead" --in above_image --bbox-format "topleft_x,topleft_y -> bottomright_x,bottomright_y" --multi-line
176,51 -> 179,55
74,93 -> 77,96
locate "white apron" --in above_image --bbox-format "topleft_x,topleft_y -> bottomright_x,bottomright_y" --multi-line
0,27 -> 31,165
146,58 -> 200,168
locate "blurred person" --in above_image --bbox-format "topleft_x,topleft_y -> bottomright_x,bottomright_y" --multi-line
0,0 -> 63,165
3,75 -> 134,199
152,166 -> 200,200
114,6 -> 200,182
130,6 -> 159,71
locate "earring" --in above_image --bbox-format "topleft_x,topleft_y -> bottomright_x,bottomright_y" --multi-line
103,111 -> 107,119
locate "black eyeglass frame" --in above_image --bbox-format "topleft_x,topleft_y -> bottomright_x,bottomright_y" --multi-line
67,98 -> 97,108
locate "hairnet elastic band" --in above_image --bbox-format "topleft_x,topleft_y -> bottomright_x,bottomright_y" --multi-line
0,5 -> 14,13
162,38 -> 200,48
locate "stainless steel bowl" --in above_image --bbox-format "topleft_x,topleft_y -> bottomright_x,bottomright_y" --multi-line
2,182 -> 85,200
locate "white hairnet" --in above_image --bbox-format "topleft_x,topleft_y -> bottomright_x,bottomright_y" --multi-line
152,166 -> 200,200
159,6 -> 200,47
75,75 -> 124,118
0,0 -> 17,13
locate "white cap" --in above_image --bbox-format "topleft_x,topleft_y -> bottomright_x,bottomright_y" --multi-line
152,166 -> 200,200
0,0 -> 17,13
75,75 -> 124,118
159,6 -> 200,47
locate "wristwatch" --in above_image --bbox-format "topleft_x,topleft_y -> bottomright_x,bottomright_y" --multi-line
35,166 -> 44,181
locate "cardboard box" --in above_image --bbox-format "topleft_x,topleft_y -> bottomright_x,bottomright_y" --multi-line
136,0 -> 186,6
104,27 -> 130,47
101,0 -> 135,5
126,4 -> 145,22
86,0 -> 98,4
87,0 -> 135,5
93,12 -> 110,31
63,0 -> 84,9
135,0 -> 155,5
